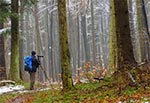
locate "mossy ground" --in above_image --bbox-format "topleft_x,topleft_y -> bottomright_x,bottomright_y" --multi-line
0,77 -> 150,103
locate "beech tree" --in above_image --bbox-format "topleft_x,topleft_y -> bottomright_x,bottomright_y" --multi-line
9,0 -> 20,81
109,0 -> 118,73
57,0 -> 73,90
0,0 -> 10,80
109,0 -> 137,74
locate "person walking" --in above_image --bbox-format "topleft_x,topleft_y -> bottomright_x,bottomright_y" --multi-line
29,51 -> 40,90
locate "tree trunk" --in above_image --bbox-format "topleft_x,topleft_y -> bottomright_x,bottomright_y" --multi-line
19,0 -> 26,81
91,0 -> 96,66
141,0 -> 150,61
34,4 -> 44,82
109,0 -> 118,74
109,0 -> 137,76
9,0 -> 20,81
114,0 -> 137,69
57,0 -> 73,90
141,0 -> 150,38
81,14 -> 90,65
136,0 -> 145,62
0,23 -> 6,80
77,15 -> 81,77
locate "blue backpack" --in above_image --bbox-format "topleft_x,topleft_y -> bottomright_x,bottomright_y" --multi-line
24,56 -> 32,71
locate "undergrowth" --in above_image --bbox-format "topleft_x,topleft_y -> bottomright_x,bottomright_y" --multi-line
1,77 -> 150,103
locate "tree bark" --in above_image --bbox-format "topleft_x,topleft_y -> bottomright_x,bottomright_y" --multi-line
57,0 -> 73,90
81,14 -> 90,65
109,0 -> 137,74
19,0 -> 26,81
109,0 -> 118,74
91,0 -> 96,66
114,0 -> 137,70
9,0 -> 20,81
0,23 -> 6,80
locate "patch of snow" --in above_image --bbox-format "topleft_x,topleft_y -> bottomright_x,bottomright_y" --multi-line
80,79 -> 89,83
117,102 -> 123,103
0,80 -> 15,85
12,87 -> 52,94
142,102 -> 149,103
0,85 -> 25,95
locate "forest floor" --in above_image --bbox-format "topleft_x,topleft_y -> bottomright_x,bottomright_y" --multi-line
0,78 -> 150,103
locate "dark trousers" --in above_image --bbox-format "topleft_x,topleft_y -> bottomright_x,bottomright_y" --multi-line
29,72 -> 36,90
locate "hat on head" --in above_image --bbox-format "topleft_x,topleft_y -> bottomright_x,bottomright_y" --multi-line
31,51 -> 36,56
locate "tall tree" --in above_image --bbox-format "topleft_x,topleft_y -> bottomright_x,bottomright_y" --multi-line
0,23 -> 6,80
57,0 -> 73,90
109,0 -> 118,74
48,0 -> 54,81
0,0 -> 10,80
140,0 -> 150,61
134,0 -> 150,63
91,0 -> 96,66
109,0 -> 137,74
136,0 -> 145,63
81,14 -> 90,66
19,0 -> 25,81
115,0 -> 137,69
9,0 -> 20,81
141,0 -> 150,38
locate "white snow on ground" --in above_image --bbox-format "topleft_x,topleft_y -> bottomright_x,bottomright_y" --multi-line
0,80 -> 61,95
0,80 -> 149,103
13,87 -> 51,94
0,85 -> 25,95
0,84 -> 56,95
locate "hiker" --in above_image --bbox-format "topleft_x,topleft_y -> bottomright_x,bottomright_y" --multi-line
29,51 -> 40,90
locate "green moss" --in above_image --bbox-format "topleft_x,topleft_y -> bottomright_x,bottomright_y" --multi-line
109,0 -> 117,73
1,81 -> 150,103
58,0 -> 73,90
123,87 -> 136,95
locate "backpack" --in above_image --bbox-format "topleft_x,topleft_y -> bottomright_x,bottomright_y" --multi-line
24,56 -> 32,71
